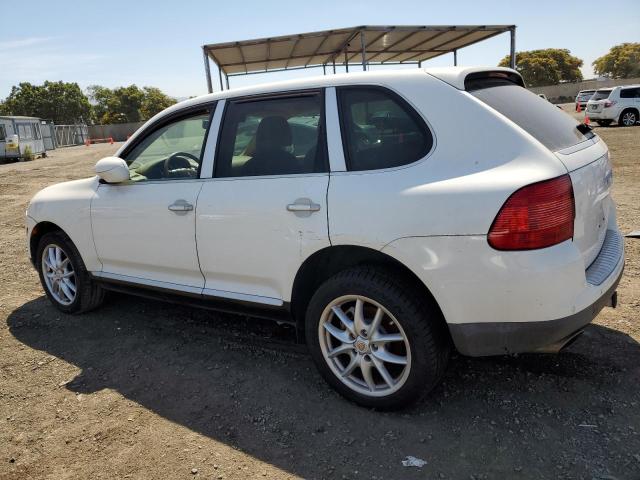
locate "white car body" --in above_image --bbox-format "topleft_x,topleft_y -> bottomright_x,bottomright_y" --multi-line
26,67 -> 624,405
586,85 -> 640,126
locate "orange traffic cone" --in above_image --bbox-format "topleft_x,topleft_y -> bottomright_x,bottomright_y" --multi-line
576,102 -> 581,113
584,115 -> 590,125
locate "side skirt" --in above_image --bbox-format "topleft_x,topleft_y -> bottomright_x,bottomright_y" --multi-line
91,274 -> 294,325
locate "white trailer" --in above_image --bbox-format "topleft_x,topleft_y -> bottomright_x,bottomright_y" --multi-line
0,116 -> 46,161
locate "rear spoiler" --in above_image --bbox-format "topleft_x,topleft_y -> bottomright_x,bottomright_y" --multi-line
424,67 -> 525,91
464,70 -> 525,91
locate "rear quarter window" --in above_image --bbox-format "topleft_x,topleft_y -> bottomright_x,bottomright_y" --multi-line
620,87 -> 640,99
469,83 -> 593,152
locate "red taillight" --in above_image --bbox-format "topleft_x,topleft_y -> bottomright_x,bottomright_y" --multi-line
604,100 -> 617,108
488,175 -> 575,250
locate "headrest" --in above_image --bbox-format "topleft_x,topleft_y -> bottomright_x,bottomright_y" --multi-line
256,116 -> 292,151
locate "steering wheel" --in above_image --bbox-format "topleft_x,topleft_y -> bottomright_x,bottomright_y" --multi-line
163,152 -> 200,178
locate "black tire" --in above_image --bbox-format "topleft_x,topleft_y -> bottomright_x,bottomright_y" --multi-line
596,120 -> 612,127
619,109 -> 638,127
36,231 -> 105,314
305,266 -> 450,410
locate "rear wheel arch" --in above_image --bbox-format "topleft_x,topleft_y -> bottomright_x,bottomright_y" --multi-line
290,245 -> 448,340
619,108 -> 639,126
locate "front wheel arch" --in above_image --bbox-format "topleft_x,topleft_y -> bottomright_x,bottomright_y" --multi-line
30,221 -> 67,265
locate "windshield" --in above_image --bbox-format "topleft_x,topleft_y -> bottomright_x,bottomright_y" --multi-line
591,90 -> 612,101
470,83 -> 594,152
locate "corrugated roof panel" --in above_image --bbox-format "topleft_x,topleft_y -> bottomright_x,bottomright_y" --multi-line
204,25 -> 514,76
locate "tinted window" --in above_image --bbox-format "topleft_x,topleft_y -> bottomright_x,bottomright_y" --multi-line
591,90 -> 612,101
338,87 -> 432,171
0,125 -> 5,141
620,87 -> 640,99
215,93 -> 326,178
470,84 -> 593,152
124,110 -> 210,182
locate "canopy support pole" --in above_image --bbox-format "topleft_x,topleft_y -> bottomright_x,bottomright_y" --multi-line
453,49 -> 457,66
360,30 -> 366,71
224,73 -> 230,90
332,59 -> 336,74
203,48 -> 213,93
217,67 -> 224,91
509,26 -> 516,69
344,50 -> 349,73
323,64 -> 326,75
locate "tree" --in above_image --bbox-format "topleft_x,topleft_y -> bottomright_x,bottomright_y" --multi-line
1,81 -> 92,123
499,49 -> 583,87
88,84 -> 176,124
592,43 -> 640,78
141,87 -> 176,119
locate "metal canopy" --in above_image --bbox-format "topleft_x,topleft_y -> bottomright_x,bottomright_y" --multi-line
202,25 -> 516,92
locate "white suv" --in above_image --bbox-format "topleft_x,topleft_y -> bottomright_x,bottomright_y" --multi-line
586,85 -> 640,126
26,67 -> 624,409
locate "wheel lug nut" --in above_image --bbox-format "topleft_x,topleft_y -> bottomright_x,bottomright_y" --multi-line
360,330 -> 367,337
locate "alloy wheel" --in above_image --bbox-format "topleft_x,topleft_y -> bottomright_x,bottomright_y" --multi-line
41,244 -> 77,305
622,112 -> 637,126
318,295 -> 411,397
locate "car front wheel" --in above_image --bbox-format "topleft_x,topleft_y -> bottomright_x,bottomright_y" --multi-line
37,231 -> 105,314
305,267 -> 450,409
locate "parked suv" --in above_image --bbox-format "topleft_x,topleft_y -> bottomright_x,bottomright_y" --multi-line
575,89 -> 595,111
26,67 -> 624,409
587,85 -> 640,126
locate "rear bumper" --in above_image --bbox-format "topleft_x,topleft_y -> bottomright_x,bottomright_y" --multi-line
449,262 -> 623,356
382,214 -> 625,357
587,109 -> 618,120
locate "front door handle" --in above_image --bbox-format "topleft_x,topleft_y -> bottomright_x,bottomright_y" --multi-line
287,198 -> 321,212
287,198 -> 321,217
168,199 -> 194,212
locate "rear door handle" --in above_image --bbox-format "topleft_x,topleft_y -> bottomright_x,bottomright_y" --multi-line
287,198 -> 321,216
168,199 -> 194,212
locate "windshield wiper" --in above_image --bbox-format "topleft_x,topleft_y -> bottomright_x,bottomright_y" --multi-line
576,123 -> 593,135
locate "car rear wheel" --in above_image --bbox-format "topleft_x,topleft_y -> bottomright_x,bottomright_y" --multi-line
37,231 -> 105,314
619,109 -> 638,127
305,266 -> 450,409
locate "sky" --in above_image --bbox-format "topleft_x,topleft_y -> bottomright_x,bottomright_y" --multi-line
0,0 -> 638,100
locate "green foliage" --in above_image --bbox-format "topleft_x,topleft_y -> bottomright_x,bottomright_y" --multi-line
499,49 -> 583,87
592,43 -> 640,79
1,81 -> 92,124
88,84 -> 176,124
141,87 -> 176,120
23,145 -> 33,161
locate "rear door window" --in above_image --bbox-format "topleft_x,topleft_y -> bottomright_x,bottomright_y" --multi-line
0,125 -> 5,141
337,87 -> 433,171
469,82 -> 594,152
215,92 -> 327,178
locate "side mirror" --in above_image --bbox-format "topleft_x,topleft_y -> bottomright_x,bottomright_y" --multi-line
95,157 -> 130,183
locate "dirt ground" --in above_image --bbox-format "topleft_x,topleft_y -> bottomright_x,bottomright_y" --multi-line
0,124 -> 639,480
